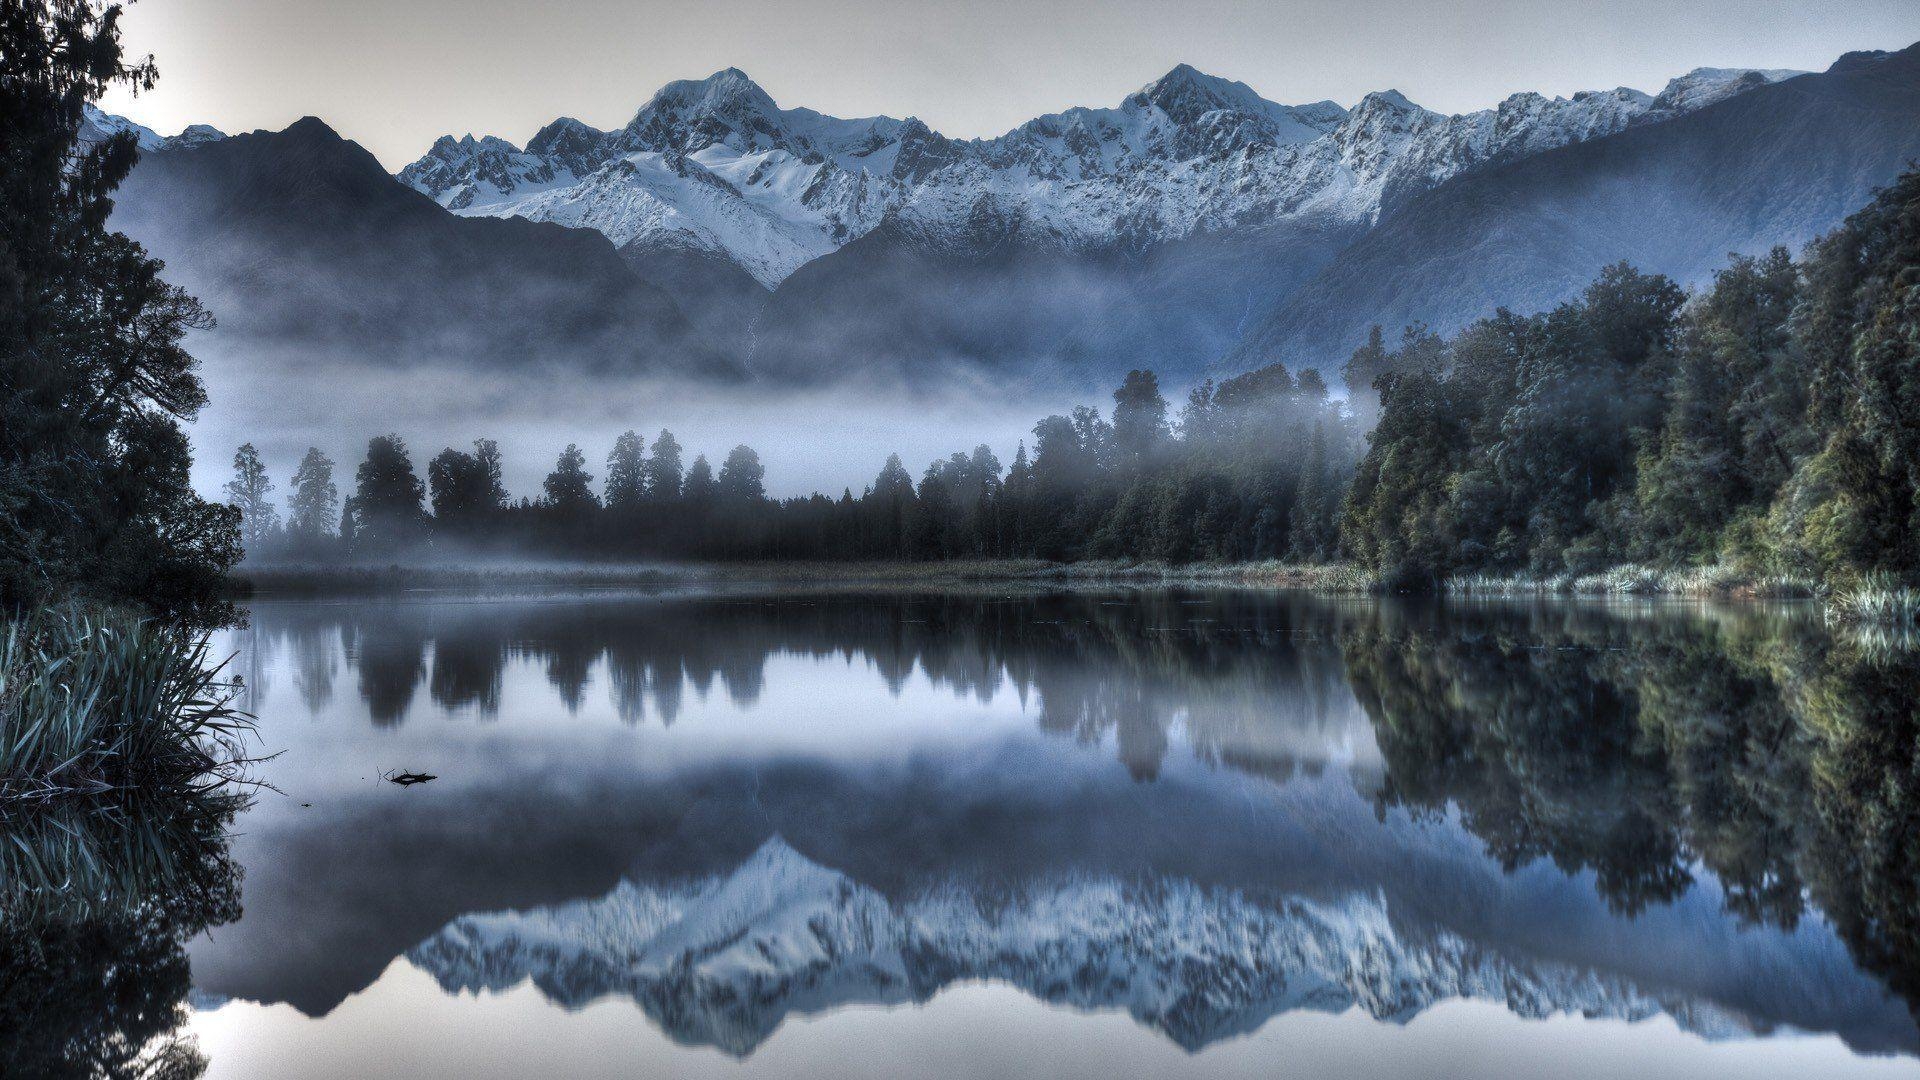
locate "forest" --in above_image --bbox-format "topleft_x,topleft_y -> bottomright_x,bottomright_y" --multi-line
229,162 -> 1920,603
230,364 -> 1362,567
1345,167 -> 1920,592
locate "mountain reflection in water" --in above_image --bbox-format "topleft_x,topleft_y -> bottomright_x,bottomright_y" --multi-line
12,587 -> 1917,1077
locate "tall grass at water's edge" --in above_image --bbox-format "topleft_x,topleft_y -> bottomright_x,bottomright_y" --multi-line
1444,563 -> 1818,599
1,608 -> 259,805
1825,573 -> 1920,628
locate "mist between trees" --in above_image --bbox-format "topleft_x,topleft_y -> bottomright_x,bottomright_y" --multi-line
225,362 -> 1361,567
223,166 -> 1920,593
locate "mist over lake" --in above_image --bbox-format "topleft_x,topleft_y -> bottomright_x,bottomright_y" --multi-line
8,3 -> 1920,1077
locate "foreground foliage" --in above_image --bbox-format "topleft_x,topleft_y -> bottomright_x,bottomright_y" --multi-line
0,607 -> 255,803
0,0 -> 239,617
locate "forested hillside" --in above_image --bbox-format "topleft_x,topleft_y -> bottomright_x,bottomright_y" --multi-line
1343,167 -> 1920,590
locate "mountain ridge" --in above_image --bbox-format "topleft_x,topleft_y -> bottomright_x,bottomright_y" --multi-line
384,61 -> 1796,292
1227,43 -> 1920,371
92,43 -> 1920,390
108,115 -> 735,378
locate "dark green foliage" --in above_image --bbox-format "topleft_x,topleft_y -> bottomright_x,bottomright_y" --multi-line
541,443 -> 598,516
643,430 -> 683,501
683,454 -> 716,505
1342,174 -> 1920,589
345,435 -> 426,555
286,448 -> 338,540
426,438 -> 506,545
602,430 -> 646,510
1773,169 -> 1920,581
222,444 -> 278,546
1110,369 -> 1169,468
0,0 -> 239,615
716,445 -> 766,506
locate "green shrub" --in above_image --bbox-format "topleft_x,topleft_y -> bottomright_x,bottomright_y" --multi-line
1,608 -> 256,803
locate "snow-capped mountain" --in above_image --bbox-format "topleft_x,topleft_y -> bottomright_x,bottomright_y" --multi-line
397,64 -> 1800,290
79,103 -> 225,152
95,45 -> 1917,388
1232,45 -> 1920,368
408,837 -> 1751,1056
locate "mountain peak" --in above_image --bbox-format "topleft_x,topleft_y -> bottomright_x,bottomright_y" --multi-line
1647,67 -> 1803,117
1828,49 -> 1892,74
283,116 -> 346,143
1358,88 -> 1421,113
648,67 -> 778,114
1149,62 -> 1213,89
1140,63 -> 1279,124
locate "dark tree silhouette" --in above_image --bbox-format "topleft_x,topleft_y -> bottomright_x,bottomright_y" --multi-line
0,0 -> 239,613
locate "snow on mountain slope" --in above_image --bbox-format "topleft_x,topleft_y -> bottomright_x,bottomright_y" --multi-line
407,837 -> 1749,1056
396,64 -> 1799,288
80,103 -> 226,152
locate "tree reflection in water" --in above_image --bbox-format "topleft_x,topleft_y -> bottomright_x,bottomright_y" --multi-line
1343,600 -> 1920,1024
225,589 -> 1920,1030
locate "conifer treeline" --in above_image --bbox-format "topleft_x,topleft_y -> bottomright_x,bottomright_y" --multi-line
237,169 -> 1920,586
238,365 -> 1361,564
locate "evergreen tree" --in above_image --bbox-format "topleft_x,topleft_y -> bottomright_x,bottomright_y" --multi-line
910,467 -> 957,558
872,453 -> 916,557
286,448 -> 339,539
644,430 -> 684,501
1111,370 -> 1169,467
603,430 -> 646,510
1288,422 -> 1335,561
717,445 -> 766,505
1179,381 -> 1220,444
683,454 -> 717,507
1341,325 -> 1391,429
347,435 -> 427,554
472,439 -> 508,509
542,444 -> 599,514
223,443 -> 280,547
427,442 -> 508,535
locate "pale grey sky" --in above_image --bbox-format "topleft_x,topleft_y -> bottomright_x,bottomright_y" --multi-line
101,0 -> 1920,170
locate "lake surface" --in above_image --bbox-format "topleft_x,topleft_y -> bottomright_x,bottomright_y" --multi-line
29,586 -> 1920,1077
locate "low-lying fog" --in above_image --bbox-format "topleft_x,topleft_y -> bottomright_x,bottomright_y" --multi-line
187,346 -> 1088,503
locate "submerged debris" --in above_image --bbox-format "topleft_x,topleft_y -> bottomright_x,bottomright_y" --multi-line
382,769 -> 437,787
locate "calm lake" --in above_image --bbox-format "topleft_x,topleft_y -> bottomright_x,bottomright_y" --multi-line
104,588 -> 1920,1076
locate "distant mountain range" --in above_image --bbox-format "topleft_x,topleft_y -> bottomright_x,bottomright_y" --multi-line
100,42 -> 1920,389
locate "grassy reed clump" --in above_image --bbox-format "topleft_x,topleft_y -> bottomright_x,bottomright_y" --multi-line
1826,573 -> 1920,628
1442,564 -> 1818,599
0,608 -> 257,804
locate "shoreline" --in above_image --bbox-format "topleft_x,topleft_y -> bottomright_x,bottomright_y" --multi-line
227,559 -> 1376,597
225,559 -> 1916,630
